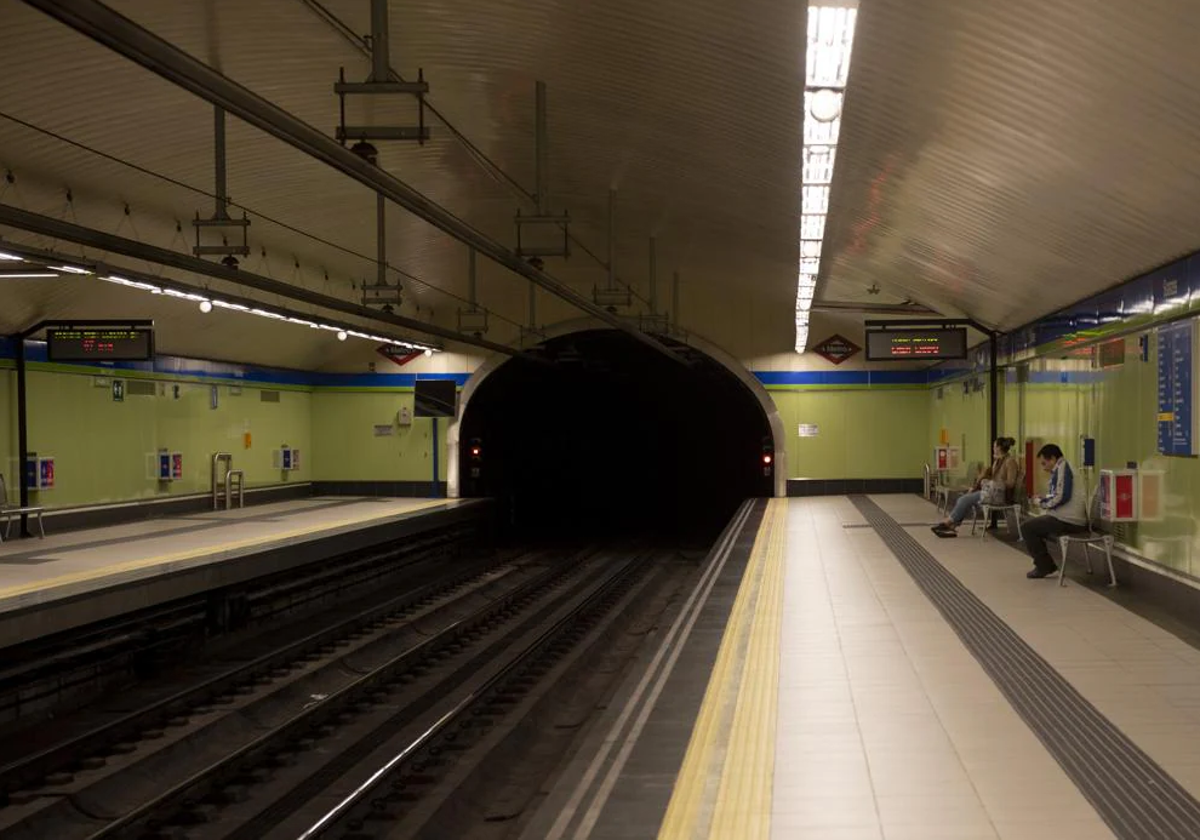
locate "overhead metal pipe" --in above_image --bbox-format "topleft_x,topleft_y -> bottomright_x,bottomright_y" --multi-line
648,236 -> 657,315
0,205 -> 520,357
21,0 -> 682,364
813,300 -> 941,315
535,81 -> 548,212
607,189 -> 616,290
213,106 -> 228,218
369,0 -> 389,82
672,270 -> 680,327
376,192 -> 386,288
467,247 -> 477,308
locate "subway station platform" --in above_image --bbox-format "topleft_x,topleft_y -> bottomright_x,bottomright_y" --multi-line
0,497 -> 485,649
527,495 -> 1200,840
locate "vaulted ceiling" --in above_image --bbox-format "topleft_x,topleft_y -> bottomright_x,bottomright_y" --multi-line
1,0 -> 1199,370
0,0 -> 800,368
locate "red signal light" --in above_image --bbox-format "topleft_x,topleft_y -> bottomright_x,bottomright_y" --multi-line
471,447 -> 481,457
762,454 -> 773,465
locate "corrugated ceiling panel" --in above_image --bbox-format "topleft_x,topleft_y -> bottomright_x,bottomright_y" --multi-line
822,0 -> 1200,329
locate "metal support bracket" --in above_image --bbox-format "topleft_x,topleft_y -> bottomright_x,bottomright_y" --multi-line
362,191 -> 402,311
514,211 -> 571,258
457,246 -> 489,334
193,106 -> 250,260
593,285 -> 632,309
457,309 -> 489,335
515,82 -> 569,258
519,325 -> 546,348
333,0 -> 430,149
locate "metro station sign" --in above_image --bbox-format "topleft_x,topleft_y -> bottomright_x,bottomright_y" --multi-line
377,343 -> 421,367
811,334 -> 861,365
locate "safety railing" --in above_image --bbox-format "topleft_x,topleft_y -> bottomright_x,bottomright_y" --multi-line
211,452 -> 233,510
225,469 -> 245,509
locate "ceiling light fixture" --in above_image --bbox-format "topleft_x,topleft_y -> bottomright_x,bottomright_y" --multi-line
797,2 -> 858,354
48,264 -> 91,275
0,272 -> 59,279
0,251 -> 23,261
98,274 -> 437,352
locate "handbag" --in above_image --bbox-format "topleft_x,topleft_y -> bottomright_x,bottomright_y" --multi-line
980,479 -> 1006,506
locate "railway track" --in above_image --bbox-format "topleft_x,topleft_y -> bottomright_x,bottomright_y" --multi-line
0,544 -> 685,840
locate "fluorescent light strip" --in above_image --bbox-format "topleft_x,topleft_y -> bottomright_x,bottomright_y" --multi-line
0,272 -> 59,279
0,251 -> 23,261
797,3 -> 858,354
99,275 -> 437,352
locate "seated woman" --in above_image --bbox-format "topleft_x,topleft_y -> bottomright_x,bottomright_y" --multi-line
932,437 -> 1018,538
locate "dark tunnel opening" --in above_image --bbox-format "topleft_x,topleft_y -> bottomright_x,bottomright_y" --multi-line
458,330 -> 774,548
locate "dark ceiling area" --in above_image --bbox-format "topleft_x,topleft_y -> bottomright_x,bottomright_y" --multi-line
459,331 -> 772,547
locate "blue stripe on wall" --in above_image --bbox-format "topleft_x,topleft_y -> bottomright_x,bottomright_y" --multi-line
754,370 -> 929,386
0,339 -> 937,389
0,340 -> 472,388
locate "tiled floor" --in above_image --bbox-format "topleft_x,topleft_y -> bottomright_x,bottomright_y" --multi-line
873,493 -> 1200,805
775,496 -> 1117,839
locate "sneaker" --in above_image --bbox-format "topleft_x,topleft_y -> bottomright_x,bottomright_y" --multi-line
1026,565 -> 1058,579
933,526 -> 957,539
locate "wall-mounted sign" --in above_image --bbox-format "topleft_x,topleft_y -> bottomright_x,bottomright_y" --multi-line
1099,338 -> 1126,369
811,334 -> 861,365
374,424 -> 395,437
798,424 -> 820,437
112,380 -> 125,402
377,344 -> 421,367
414,379 -> 458,417
1156,319 -> 1198,457
26,455 -> 54,490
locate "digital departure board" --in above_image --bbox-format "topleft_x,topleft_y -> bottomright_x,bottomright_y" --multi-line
414,379 -> 458,418
47,328 -> 154,362
865,328 -> 968,361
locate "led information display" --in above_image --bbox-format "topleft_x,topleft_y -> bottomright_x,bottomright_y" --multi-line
865,328 -> 968,361
47,328 -> 154,362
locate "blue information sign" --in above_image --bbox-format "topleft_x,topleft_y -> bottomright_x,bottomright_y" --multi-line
1157,320 -> 1197,456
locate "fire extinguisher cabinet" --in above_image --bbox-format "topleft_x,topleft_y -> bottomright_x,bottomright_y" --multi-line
1099,470 -> 1138,522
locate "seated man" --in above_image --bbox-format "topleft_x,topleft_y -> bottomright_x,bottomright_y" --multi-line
1022,443 -> 1088,578
932,437 -> 1018,538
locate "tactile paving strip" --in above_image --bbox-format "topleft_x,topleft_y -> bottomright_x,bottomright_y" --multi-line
852,495 -> 1200,840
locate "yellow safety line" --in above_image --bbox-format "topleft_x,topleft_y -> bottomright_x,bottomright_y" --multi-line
0,499 -> 452,601
656,498 -> 787,840
708,498 -> 785,839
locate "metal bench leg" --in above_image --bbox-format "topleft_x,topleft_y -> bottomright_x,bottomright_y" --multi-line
36,512 -> 44,539
1103,538 -> 1117,588
2,517 -> 10,541
1058,538 -> 1071,587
